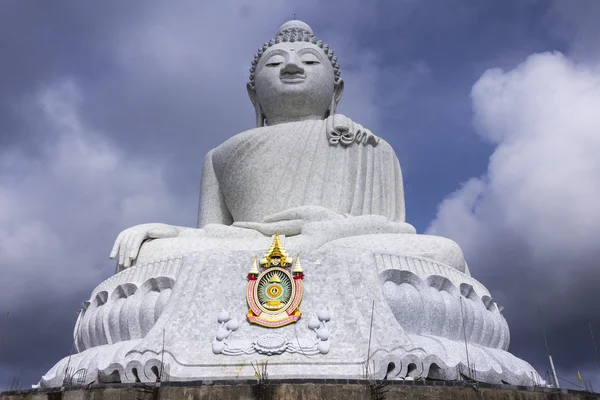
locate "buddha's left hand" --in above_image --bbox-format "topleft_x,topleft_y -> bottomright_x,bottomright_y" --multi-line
233,206 -> 347,236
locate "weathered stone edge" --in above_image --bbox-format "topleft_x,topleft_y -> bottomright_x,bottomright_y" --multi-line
2,379 -> 598,397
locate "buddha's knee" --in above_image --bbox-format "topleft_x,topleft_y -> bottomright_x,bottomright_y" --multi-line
134,237 -> 209,266
319,233 -> 468,274
415,235 -> 467,274
134,235 -> 268,266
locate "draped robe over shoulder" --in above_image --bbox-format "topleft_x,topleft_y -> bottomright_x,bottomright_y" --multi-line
198,115 -> 407,226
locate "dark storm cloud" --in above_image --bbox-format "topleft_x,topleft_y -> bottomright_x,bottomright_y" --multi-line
1,0 -> 599,391
0,1 -> 145,146
0,0 -> 393,388
0,79 -> 188,388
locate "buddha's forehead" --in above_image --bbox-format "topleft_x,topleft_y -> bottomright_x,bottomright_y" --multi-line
262,41 -> 327,58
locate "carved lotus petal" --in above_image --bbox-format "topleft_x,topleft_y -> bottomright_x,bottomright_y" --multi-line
255,334 -> 288,355
256,334 -> 286,349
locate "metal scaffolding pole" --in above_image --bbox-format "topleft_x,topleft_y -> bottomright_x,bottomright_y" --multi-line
538,306 -> 559,388
588,319 -> 600,370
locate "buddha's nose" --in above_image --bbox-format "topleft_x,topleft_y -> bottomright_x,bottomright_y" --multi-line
281,56 -> 304,75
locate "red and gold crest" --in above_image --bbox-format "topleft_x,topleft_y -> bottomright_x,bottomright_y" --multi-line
246,233 -> 304,328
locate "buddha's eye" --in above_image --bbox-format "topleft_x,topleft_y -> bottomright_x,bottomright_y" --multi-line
301,54 -> 320,65
265,55 -> 284,67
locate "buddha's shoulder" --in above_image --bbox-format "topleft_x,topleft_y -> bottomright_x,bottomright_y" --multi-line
213,121 -> 319,151
210,117 -> 394,157
209,123 -> 306,163
209,126 -> 267,157
219,126 -> 266,147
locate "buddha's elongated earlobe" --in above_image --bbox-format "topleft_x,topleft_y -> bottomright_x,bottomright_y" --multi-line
254,103 -> 266,127
327,98 -> 336,118
328,79 -> 344,117
247,83 -> 265,127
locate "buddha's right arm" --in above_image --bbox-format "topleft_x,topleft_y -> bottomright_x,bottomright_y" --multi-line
109,151 -> 232,269
197,149 -> 234,228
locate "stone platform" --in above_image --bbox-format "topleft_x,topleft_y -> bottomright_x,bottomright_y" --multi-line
2,380 -> 598,400
39,245 -> 539,387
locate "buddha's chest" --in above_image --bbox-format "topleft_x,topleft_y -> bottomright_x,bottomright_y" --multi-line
211,122 -> 325,221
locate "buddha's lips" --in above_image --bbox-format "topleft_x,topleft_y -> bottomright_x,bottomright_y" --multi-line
280,74 -> 306,83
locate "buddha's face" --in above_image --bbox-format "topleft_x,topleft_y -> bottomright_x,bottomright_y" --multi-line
251,41 -> 342,125
271,257 -> 281,266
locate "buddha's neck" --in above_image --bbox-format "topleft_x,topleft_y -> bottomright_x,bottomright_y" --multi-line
266,114 -> 326,126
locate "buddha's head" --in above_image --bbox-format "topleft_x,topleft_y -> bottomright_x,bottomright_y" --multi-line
247,20 -> 344,126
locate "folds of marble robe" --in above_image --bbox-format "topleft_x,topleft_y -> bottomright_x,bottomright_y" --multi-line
131,115 -> 468,274
39,243 -> 541,387
200,115 -> 407,226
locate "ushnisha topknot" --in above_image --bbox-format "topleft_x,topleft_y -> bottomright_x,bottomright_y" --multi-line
248,20 -> 341,89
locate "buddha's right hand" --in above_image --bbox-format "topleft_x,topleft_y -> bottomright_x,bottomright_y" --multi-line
110,223 -> 182,268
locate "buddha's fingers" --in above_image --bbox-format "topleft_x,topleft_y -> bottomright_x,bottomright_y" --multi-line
127,231 -> 140,266
110,230 -> 126,259
123,253 -> 132,268
123,230 -> 139,267
129,234 -> 145,262
118,233 -> 129,267
128,231 -> 150,264
109,243 -> 119,260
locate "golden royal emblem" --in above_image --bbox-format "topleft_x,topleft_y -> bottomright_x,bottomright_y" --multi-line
246,233 -> 304,328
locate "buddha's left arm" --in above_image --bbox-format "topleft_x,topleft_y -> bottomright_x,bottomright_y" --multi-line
392,153 -> 407,223
197,149 -> 234,228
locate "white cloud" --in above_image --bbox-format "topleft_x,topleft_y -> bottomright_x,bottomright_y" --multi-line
426,51 -> 600,378
0,80 -> 186,308
428,52 -> 600,261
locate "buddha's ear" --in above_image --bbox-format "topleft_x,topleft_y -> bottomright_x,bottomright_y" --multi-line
247,83 -> 258,107
247,83 -> 265,127
333,79 -> 344,104
328,80 -> 344,117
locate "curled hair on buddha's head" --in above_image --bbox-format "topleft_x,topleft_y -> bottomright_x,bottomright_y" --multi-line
247,23 -> 342,90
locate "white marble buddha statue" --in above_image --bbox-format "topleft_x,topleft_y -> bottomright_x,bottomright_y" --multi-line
109,20 -> 468,275
39,20 -> 541,387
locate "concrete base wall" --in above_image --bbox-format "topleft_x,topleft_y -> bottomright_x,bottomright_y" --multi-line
2,381 -> 598,400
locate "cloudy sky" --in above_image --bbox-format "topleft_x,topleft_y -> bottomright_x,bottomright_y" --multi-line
1,0 -> 600,391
